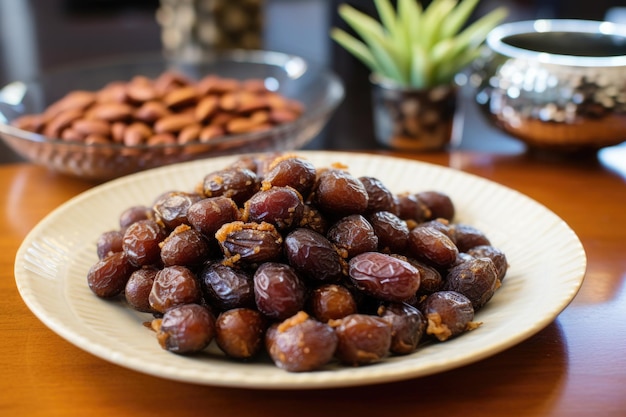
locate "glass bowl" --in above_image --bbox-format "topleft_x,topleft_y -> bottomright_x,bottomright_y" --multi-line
474,19 -> 626,153
0,50 -> 344,181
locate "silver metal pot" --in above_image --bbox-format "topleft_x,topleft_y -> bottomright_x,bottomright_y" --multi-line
474,19 -> 626,152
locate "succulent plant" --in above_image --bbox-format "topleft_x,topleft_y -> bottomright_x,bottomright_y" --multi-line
331,0 -> 507,88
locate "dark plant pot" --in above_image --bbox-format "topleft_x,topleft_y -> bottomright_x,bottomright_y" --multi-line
371,76 -> 459,151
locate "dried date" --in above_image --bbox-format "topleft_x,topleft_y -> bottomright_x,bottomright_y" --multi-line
327,214 -> 378,258
331,313 -> 392,366
407,226 -> 458,267
153,303 -> 215,353
266,311 -> 338,372
309,284 -> 357,322
187,196 -> 240,240
367,211 -> 409,253
416,191 -> 455,221
153,191 -> 203,230
160,225 -> 211,267
444,257 -> 500,310
253,262 -> 307,320
378,302 -> 427,355
199,262 -> 255,311
359,176 -> 396,214
284,228 -> 344,283
149,265 -> 202,313
348,252 -> 420,302
263,156 -> 317,198
421,291 -> 477,342
215,308 -> 266,359
467,245 -> 508,281
202,168 -> 260,206
215,221 -> 283,264
125,267 -> 158,312
313,169 -> 368,217
87,251 -> 135,298
244,186 -> 304,231
122,219 -> 166,267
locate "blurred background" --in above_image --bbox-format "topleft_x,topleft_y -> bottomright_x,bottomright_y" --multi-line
1,0 -> 625,163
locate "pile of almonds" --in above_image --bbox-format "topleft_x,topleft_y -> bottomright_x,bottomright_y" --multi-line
11,71 -> 304,147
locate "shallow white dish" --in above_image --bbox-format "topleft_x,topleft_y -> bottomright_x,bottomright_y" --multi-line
14,151 -> 586,389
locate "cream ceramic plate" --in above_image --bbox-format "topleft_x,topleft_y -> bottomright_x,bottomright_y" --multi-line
14,151 -> 586,389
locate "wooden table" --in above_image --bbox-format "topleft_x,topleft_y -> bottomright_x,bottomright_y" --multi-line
2,147 -> 626,417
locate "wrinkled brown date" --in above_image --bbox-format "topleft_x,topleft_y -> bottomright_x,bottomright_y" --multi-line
348,252 -> 420,302
199,262 -> 255,311
125,267 -> 158,312
266,312 -> 338,372
284,227 -> 344,283
378,302 -> 427,355
149,265 -> 202,313
332,313 -> 392,366
215,221 -> 283,264
444,257 -> 499,310
408,226 -> 459,267
263,156 -> 317,198
421,291 -> 476,342
202,168 -> 260,206
309,284 -> 357,322
253,262 -> 307,321
313,169 -> 368,217
87,251 -> 135,298
153,191 -> 203,230
160,225 -> 211,267
122,219 -> 166,267
245,186 -> 304,231
216,308 -> 266,359
327,214 -> 378,258
154,303 -> 215,353
467,245 -> 508,281
187,196 -> 240,239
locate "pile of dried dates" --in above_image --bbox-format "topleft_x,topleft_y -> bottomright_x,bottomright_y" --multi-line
87,154 -> 508,372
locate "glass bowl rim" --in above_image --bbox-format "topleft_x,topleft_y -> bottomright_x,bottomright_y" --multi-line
486,19 -> 626,67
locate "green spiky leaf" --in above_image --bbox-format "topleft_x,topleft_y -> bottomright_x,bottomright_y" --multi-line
332,0 -> 507,88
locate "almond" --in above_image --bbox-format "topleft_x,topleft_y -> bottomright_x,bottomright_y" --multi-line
147,133 -> 178,153
154,113 -> 196,133
226,117 -> 257,134
163,86 -> 198,108
197,76 -> 240,95
123,122 -> 152,146
238,94 -> 269,114
111,122 -> 127,143
61,128 -> 85,142
219,92 -> 239,112
154,71 -> 192,95
199,125 -> 225,142
72,119 -> 112,137
44,109 -> 83,138
135,101 -> 170,123
127,80 -> 159,103
195,96 -> 219,122
45,91 -> 96,118
178,123 -> 202,144
97,82 -> 128,104
84,133 -> 111,145
88,103 -> 134,122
